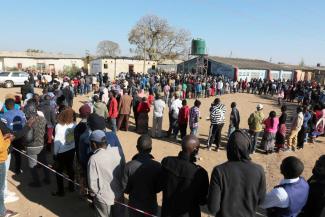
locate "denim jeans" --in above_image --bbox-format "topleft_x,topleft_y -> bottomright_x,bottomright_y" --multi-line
109,118 -> 117,133
4,154 -> 11,196
0,162 -> 6,216
190,127 -> 198,136
251,131 -> 261,153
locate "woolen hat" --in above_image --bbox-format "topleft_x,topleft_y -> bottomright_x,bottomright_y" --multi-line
79,104 -> 91,118
87,113 -> 106,131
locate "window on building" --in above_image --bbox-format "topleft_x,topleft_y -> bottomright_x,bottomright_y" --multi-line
36,63 -> 46,71
152,65 -> 156,70
17,63 -> 22,69
104,64 -> 108,69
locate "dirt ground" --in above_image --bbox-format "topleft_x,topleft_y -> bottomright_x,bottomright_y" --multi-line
1,87 -> 324,217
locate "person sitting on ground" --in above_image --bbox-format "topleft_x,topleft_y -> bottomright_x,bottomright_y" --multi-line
88,130 -> 124,217
208,130 -> 266,217
160,135 -> 209,217
261,156 -> 309,217
299,155 -> 325,217
122,135 -> 162,217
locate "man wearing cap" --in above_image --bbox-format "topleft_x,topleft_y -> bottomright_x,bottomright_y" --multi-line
248,104 -> 265,153
208,130 -> 266,217
88,130 -> 124,217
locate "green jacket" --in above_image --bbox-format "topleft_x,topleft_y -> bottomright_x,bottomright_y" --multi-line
248,111 -> 264,132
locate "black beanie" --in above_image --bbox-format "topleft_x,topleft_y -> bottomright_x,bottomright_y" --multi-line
87,113 -> 106,131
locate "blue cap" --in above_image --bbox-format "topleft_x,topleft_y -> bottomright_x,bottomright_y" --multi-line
89,130 -> 106,143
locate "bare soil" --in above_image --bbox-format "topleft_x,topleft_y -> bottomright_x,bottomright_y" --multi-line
1,88 -> 323,217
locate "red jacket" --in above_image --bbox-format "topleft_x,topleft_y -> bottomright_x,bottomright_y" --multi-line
137,102 -> 150,113
148,95 -> 154,105
108,97 -> 118,118
178,105 -> 190,124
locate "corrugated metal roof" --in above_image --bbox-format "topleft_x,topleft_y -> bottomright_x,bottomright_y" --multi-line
208,56 -> 293,71
0,51 -> 82,59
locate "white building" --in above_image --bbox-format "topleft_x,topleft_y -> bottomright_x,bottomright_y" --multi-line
90,57 -> 157,79
0,51 -> 84,75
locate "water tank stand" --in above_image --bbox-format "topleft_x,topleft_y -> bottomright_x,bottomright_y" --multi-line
196,55 -> 208,76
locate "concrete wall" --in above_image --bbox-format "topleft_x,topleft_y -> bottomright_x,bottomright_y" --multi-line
90,58 -> 157,79
238,69 -> 266,81
2,57 -> 83,74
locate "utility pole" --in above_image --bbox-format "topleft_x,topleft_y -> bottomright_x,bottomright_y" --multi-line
143,29 -> 146,74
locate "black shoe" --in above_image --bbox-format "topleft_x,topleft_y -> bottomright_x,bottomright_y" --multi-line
28,182 -> 42,188
52,191 -> 65,197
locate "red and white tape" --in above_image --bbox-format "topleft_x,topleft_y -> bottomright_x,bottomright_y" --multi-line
12,147 -> 158,217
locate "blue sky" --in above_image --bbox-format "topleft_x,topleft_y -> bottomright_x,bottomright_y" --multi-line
1,0 -> 324,65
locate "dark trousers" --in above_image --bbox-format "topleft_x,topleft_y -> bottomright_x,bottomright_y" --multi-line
117,114 -> 130,131
12,139 -> 23,173
179,123 -> 188,139
208,124 -> 224,148
297,126 -> 306,149
55,149 -> 75,193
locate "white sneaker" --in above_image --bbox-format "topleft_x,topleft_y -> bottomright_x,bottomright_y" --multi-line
5,191 -> 16,197
4,195 -> 19,204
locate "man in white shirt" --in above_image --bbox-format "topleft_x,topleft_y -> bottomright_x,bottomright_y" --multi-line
170,94 -> 182,138
152,94 -> 166,138
260,156 -> 309,217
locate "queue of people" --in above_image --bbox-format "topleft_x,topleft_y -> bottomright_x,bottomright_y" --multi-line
0,70 -> 324,217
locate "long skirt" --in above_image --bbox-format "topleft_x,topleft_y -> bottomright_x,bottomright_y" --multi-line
136,112 -> 149,134
261,132 -> 276,151
275,124 -> 286,149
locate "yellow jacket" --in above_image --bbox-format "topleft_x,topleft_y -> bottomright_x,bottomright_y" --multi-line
0,131 -> 11,163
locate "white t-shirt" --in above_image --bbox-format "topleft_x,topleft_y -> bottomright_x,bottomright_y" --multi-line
54,123 -> 76,155
153,99 -> 166,117
171,99 -> 182,119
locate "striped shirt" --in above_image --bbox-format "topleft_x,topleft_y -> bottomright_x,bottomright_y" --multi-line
210,103 -> 226,125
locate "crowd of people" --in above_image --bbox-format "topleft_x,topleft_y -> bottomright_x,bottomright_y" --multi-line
0,70 -> 324,217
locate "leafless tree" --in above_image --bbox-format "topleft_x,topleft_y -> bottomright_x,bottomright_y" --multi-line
128,15 -> 191,61
97,40 -> 121,57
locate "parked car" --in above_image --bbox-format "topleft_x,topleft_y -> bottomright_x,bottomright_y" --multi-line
0,71 -> 29,88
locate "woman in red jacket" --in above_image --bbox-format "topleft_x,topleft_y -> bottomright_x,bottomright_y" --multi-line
178,99 -> 190,139
136,97 -> 150,134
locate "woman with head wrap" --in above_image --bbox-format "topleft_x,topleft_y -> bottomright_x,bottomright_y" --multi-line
207,130 -> 266,217
299,155 -> 325,217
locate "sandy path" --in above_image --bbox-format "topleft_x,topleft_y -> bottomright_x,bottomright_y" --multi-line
0,88 -> 323,217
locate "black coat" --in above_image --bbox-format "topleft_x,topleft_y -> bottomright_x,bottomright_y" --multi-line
122,153 -> 162,217
160,151 -> 209,217
299,176 -> 325,217
207,161 -> 266,217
